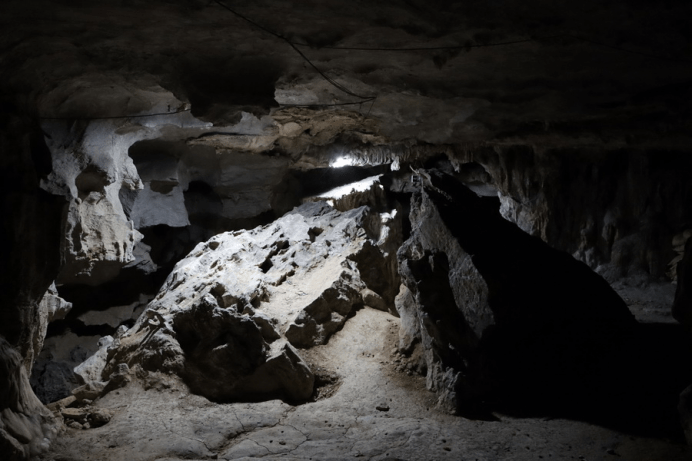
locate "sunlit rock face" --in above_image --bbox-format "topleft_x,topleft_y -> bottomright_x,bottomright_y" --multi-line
101,199 -> 401,402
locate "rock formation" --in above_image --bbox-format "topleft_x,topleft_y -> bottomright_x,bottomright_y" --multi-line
102,199 -> 401,402
398,167 -> 638,414
1,0 -> 692,457
673,239 -> 692,329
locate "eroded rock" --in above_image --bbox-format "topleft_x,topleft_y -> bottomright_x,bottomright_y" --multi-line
103,201 -> 401,402
0,337 -> 58,460
30,332 -> 102,404
399,169 -> 638,414
73,335 -> 113,386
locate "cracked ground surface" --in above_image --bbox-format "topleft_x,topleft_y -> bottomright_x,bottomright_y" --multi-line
39,307 -> 692,461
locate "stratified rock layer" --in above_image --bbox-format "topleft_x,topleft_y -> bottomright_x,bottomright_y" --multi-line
103,201 -> 401,402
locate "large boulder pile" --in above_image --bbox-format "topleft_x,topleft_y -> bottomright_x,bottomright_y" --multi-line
100,200 -> 401,402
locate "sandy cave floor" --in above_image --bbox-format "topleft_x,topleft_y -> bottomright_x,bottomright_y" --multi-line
39,307 -> 692,461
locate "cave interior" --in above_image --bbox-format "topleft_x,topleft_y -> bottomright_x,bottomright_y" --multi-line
2,0 -> 692,460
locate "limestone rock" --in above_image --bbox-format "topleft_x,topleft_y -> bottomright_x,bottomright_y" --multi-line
103,201 -> 401,402
40,283 -> 73,324
73,336 -> 113,385
60,407 -> 88,425
45,395 -> 76,413
393,284 -> 420,353
0,337 -> 58,460
87,408 -> 113,428
361,288 -> 388,313
285,271 -> 364,348
26,283 -> 73,375
60,406 -> 113,429
78,295 -> 150,328
102,364 -> 132,396
72,381 -> 107,402
399,169 -> 638,413
30,331 -> 102,404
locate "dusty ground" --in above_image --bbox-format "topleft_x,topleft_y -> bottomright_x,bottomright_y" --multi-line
39,307 -> 692,461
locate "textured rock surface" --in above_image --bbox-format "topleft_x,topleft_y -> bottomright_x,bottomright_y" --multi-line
38,307 -> 692,461
26,284 -> 73,376
431,148 -> 692,291
103,201 -> 401,402
673,239 -> 692,329
73,336 -> 114,385
1,0 -> 692,456
0,338 -> 57,461
4,0 -> 692,147
398,168 -> 638,413
30,332 -> 102,404
0,111 -> 63,459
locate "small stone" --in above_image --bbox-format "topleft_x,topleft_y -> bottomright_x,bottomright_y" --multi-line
88,408 -> 114,427
72,380 -> 107,401
67,421 -> 82,430
61,407 -> 88,424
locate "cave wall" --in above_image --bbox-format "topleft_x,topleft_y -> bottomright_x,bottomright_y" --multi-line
447,146 -> 692,287
0,109 -> 62,459
1,0 -> 692,454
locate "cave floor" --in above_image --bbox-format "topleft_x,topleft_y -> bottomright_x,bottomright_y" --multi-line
39,307 -> 692,461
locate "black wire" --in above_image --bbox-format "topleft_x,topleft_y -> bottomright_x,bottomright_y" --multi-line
36,6 -> 692,121
211,0 -> 376,103
39,108 -> 192,121
294,38 -> 539,51
296,33 -> 692,64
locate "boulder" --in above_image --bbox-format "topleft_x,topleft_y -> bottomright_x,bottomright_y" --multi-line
30,331 -> 102,403
72,381 -> 107,402
73,336 -> 113,385
103,201 -> 401,402
399,169 -> 638,413
26,283 -> 72,374
285,271 -> 364,348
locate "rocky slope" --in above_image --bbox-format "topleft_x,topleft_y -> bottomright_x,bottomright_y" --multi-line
97,198 -> 401,403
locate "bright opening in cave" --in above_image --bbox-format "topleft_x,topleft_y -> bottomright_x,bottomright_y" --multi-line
329,155 -> 355,168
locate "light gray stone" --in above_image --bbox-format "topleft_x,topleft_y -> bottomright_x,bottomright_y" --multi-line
73,336 -> 113,385
103,201 -> 402,403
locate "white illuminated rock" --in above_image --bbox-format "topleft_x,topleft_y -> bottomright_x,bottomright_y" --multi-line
103,201 -> 402,402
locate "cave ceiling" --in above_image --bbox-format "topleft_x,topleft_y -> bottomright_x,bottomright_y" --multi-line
2,0 -> 692,156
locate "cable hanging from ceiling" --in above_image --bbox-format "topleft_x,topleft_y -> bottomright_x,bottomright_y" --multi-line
38,2 -> 692,121
39,106 -> 192,121
211,0 -> 376,107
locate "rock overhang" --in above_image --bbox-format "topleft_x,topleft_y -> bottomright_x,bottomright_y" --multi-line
2,0 -> 691,152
